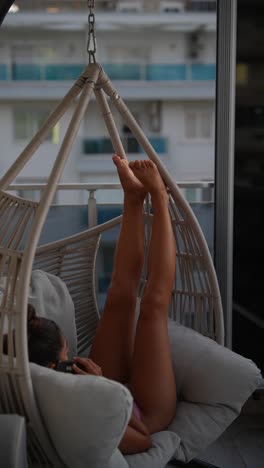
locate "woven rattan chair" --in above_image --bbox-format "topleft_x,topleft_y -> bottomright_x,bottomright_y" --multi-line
0,63 -> 224,466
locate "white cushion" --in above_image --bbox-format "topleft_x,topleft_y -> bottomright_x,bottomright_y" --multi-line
1,270 -> 77,358
30,363 -> 133,468
29,269 -> 77,357
109,450 -> 129,468
0,415 -> 28,468
29,289 -> 261,467
166,320 -> 262,463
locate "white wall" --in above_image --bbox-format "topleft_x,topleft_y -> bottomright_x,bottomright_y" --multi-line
0,44 -> 10,62
0,102 -> 82,204
149,32 -> 186,63
0,30 -> 86,64
163,101 -> 215,181
98,31 -> 186,63
0,29 -> 216,67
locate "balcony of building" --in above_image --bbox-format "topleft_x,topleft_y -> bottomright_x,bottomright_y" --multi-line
79,135 -> 169,174
7,0 -> 217,14
83,135 -> 168,156
0,62 -> 216,82
0,62 -> 216,100
4,1 -> 217,33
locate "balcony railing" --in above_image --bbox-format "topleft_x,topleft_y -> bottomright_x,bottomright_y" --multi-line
0,63 -> 216,82
0,64 -> 7,80
8,182 -> 214,234
83,136 -> 168,155
8,181 -> 214,302
7,0 -> 217,14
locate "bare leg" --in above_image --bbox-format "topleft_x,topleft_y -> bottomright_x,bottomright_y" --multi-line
128,160 -> 177,434
89,155 -> 146,383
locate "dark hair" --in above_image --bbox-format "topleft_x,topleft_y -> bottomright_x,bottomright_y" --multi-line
3,304 -> 63,367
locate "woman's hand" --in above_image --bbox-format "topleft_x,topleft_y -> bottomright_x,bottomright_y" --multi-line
119,425 -> 152,454
129,412 -> 149,436
72,357 -> 102,376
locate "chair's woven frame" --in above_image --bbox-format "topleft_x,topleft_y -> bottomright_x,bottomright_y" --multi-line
0,63 -> 224,466
34,217 -> 122,355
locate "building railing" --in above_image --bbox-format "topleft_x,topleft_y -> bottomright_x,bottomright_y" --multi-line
9,181 -> 215,226
8,181 -> 214,299
83,136 -> 168,155
0,63 -> 216,82
8,0 -> 217,14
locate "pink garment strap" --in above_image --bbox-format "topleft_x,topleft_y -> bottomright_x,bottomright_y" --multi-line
132,401 -> 141,421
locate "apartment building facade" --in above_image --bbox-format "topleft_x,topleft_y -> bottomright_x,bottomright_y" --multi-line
0,0 -> 217,204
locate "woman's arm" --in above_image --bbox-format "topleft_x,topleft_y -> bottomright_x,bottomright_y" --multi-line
119,425 -> 152,454
72,358 -> 152,453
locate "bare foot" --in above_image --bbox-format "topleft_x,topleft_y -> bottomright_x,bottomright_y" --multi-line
129,160 -> 168,201
112,155 -> 147,201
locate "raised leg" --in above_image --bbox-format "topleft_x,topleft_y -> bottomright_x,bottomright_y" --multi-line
89,155 -> 146,382
128,160 -> 177,434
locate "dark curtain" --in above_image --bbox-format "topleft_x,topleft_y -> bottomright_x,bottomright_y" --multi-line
0,1 -> 16,26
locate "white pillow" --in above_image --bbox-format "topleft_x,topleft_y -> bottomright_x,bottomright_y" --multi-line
31,363 -> 133,468
109,450 -> 129,468
1,270 -> 77,358
166,320 -> 262,463
29,270 -> 77,357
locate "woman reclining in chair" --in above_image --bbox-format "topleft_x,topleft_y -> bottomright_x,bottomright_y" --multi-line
9,156 -> 177,454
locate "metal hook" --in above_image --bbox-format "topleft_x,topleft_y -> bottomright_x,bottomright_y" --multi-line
86,1 -> 97,63
87,0 -> 95,10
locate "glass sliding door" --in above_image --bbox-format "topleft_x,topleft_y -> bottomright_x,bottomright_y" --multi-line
232,0 -> 264,374
216,0 -> 263,375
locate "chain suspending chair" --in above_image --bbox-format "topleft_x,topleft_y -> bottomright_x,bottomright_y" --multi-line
0,3 -> 224,463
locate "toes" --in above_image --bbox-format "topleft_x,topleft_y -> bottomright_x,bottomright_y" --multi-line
113,155 -> 130,172
112,154 -> 121,166
146,160 -> 154,169
129,159 -> 156,172
129,160 -> 140,172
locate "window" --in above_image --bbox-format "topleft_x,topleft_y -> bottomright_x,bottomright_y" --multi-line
201,110 -> 213,139
160,1 -> 185,13
12,44 -> 57,63
184,108 -> 214,140
117,1 -> 143,12
13,110 -> 59,142
185,111 -> 197,139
